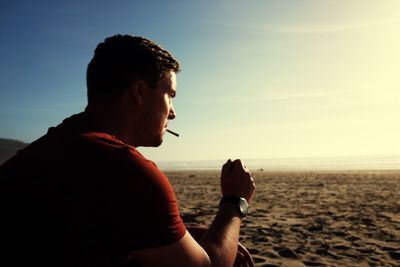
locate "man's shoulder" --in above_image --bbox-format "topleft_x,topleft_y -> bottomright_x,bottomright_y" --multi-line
77,132 -> 163,177
78,132 -> 143,162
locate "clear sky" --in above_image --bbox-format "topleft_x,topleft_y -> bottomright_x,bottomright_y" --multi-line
1,0 -> 399,162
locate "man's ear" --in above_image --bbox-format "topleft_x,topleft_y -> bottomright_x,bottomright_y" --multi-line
129,80 -> 146,105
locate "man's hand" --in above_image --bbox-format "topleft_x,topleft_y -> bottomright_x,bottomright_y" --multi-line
221,159 -> 255,202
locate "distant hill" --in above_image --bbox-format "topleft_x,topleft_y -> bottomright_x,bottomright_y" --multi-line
0,138 -> 28,165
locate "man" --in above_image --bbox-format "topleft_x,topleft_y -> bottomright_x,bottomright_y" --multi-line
0,34 -> 255,266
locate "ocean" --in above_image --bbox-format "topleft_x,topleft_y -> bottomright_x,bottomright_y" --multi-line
155,154 -> 400,171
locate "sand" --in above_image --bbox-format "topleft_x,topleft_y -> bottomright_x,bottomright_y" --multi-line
166,170 -> 400,267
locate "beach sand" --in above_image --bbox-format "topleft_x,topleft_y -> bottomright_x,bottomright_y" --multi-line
166,170 -> 400,267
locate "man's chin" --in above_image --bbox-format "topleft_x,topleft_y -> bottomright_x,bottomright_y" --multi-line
152,140 -> 163,147
141,138 -> 163,147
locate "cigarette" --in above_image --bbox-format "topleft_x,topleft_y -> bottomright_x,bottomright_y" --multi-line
166,129 -> 179,137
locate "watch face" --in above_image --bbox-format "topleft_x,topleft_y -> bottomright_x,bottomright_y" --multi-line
239,198 -> 248,216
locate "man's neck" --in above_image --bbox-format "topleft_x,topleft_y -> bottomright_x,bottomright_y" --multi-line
84,103 -> 139,147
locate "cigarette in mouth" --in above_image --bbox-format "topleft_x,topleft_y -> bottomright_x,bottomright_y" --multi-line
166,129 -> 179,137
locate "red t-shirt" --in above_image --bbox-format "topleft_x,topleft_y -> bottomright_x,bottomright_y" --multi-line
0,113 -> 186,266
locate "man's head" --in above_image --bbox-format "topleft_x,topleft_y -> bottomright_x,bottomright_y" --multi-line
86,34 -> 180,103
86,35 -> 180,147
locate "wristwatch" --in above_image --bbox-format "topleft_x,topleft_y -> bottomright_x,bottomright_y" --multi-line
219,195 -> 249,218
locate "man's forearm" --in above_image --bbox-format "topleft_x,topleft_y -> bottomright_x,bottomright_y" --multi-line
198,202 -> 242,267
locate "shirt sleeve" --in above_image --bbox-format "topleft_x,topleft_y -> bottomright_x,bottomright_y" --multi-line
106,146 -> 187,251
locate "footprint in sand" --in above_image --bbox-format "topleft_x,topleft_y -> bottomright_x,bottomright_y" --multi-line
252,255 -> 267,264
248,248 -> 260,255
302,260 -> 325,266
332,244 -> 351,250
388,251 -> 400,260
277,248 -> 299,259
261,249 -> 280,259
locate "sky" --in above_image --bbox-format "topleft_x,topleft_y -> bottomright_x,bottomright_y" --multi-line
0,0 -> 399,162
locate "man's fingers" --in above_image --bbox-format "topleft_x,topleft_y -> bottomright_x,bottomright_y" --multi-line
240,160 -> 246,170
225,159 -> 232,165
250,176 -> 255,187
221,159 -> 232,176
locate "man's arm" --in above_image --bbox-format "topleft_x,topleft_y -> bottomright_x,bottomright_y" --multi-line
132,159 -> 255,267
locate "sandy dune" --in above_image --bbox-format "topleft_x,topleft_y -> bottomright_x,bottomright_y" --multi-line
166,170 -> 400,267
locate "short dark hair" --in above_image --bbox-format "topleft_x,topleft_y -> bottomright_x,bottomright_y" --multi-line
86,34 -> 180,103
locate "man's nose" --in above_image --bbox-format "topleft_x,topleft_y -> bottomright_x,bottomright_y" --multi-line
168,104 -> 176,120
